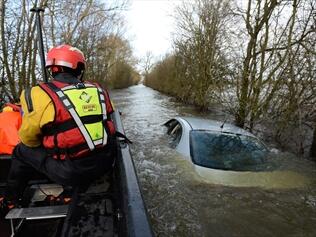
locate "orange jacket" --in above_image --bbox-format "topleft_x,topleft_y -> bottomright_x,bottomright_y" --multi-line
0,105 -> 22,155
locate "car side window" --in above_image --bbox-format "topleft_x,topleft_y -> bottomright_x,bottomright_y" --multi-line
165,120 -> 182,148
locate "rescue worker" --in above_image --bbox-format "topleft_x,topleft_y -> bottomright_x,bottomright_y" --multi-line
0,103 -> 22,155
0,45 -> 116,212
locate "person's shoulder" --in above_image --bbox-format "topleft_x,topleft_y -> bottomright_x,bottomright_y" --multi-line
30,85 -> 47,95
21,84 -> 45,94
21,85 -> 52,110
31,85 -> 52,104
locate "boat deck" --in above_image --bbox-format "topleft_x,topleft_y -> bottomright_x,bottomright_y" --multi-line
61,172 -> 118,237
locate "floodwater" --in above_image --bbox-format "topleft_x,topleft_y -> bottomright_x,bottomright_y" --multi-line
111,84 -> 316,237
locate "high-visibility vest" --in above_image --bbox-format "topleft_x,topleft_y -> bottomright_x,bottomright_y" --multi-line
39,80 -> 113,160
0,105 -> 22,155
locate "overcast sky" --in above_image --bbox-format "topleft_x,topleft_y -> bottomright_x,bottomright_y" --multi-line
124,0 -> 182,61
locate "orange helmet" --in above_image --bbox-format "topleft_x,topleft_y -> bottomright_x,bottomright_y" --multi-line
46,45 -> 86,70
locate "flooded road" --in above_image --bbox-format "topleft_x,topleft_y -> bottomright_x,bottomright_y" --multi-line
111,84 -> 316,237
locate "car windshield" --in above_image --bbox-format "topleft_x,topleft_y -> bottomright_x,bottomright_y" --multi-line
190,130 -> 269,171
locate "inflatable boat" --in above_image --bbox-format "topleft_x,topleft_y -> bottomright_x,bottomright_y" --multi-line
0,111 -> 153,237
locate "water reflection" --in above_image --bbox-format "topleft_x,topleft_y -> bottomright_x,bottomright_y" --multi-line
111,85 -> 316,237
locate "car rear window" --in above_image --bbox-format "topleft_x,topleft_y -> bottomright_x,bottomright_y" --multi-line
190,130 -> 269,171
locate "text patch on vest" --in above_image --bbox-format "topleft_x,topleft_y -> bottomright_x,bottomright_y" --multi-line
82,104 -> 97,112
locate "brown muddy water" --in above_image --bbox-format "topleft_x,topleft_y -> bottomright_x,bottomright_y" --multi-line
111,84 -> 316,237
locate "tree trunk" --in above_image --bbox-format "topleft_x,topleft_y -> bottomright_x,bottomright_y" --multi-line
310,126 -> 316,160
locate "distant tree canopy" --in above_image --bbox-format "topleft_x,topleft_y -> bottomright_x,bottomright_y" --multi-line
0,0 -> 139,102
145,0 -> 316,159
144,55 -> 177,96
108,60 -> 141,89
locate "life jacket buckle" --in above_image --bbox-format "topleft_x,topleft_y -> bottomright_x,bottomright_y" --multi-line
75,83 -> 85,89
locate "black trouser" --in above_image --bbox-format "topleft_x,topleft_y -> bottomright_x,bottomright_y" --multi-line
6,141 -> 116,201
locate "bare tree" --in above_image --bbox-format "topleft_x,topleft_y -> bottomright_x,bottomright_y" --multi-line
141,51 -> 154,78
0,0 -> 49,101
0,0 -> 134,103
173,0 -> 231,109
231,0 -> 315,131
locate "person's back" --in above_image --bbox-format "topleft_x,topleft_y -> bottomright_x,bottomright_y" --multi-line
0,104 -> 22,155
1,45 -> 116,214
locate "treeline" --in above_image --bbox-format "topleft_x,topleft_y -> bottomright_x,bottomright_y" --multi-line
0,0 -> 139,104
145,0 -> 316,159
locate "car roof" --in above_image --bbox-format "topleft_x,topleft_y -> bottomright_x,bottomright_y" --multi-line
177,116 -> 256,137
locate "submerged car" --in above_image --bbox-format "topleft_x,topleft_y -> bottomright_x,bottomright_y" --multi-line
164,117 -> 310,189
